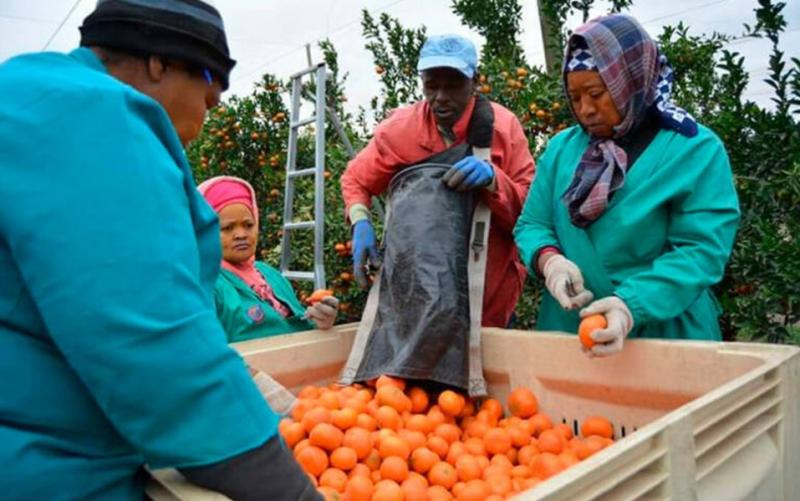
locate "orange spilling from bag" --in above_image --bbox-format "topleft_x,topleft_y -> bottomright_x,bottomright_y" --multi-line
279,375 -> 615,500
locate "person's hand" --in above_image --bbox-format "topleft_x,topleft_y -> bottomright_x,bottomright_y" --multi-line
580,296 -> 634,357
442,156 -> 494,191
304,296 -> 339,330
542,254 -> 594,310
352,220 -> 379,288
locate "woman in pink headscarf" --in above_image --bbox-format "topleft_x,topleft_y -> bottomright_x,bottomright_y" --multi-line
199,176 -> 338,342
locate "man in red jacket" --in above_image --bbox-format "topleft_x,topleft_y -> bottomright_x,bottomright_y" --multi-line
341,35 -> 535,327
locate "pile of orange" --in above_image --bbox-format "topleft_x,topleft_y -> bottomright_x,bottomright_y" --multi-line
279,376 -> 615,500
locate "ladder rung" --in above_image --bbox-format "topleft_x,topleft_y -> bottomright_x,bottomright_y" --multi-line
287,168 -> 317,179
284,221 -> 315,230
283,271 -> 315,281
291,116 -> 317,128
290,62 -> 325,80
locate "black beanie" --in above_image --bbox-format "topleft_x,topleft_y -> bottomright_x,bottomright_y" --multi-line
80,0 -> 236,89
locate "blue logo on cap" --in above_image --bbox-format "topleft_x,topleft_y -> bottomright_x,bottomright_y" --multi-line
417,34 -> 478,78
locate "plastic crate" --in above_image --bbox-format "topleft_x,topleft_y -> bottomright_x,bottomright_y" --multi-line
147,324 -> 800,500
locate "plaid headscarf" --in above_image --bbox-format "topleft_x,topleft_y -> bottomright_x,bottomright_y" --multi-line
561,14 -> 697,228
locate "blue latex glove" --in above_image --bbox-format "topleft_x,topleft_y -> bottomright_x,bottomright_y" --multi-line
442,155 -> 495,191
352,219 -> 379,288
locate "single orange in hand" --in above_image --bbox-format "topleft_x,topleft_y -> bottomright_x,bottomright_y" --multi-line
581,415 -> 614,439
579,314 -> 607,348
307,289 -> 334,305
507,388 -> 539,418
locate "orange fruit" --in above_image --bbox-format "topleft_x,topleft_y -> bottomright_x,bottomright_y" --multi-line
507,388 -> 538,418
553,423 -> 574,441
376,386 -> 412,413
319,468 -> 348,492
331,408 -> 358,430
483,428 -> 512,455
375,406 -> 402,431
465,419 -> 489,439
343,398 -> 367,414
459,400 -> 476,418
531,452 -> 565,479
343,427 -> 373,459
294,438 -> 312,456
296,445 -> 329,476
302,406 -> 332,433
427,435 -> 449,459
330,447 -> 358,471
523,477 -> 542,490
517,445 -> 538,466
455,454 -> 482,482
452,481 -> 466,498
408,387 -> 430,413
475,409 -> 498,427
508,425 -> 532,447
428,461 -> 458,489
307,289 -> 334,304
579,435 -> 611,459
511,465 -> 532,478
380,456 -> 409,482
399,429 -> 426,451
489,454 -> 513,474
463,437 -> 486,457
438,390 -> 466,417
299,385 -> 321,399
281,421 -> 306,448
379,435 -> 411,459
537,430 -> 565,455
411,447 -> 439,474
579,314 -> 607,348
458,478 -> 491,501
435,423 -> 461,444
480,399 -> 504,421
345,475 -> 374,501
528,413 -> 554,437
317,485 -> 343,500
376,375 -> 406,391
372,480 -> 404,501
355,413 -> 377,431
401,474 -> 428,501
349,463 -> 371,478
485,473 -> 512,496
363,448 -> 382,471
581,416 -> 614,439
559,450 -> 580,468
485,496 -> 504,501
427,405 -> 448,428
405,413 -> 433,434
319,391 -> 341,410
446,441 -> 468,465
427,485 -> 455,501
310,423 -> 344,452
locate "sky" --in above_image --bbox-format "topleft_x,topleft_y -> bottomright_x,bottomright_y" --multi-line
1,0 -> 798,113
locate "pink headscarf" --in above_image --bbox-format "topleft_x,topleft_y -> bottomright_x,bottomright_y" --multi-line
198,176 -> 291,317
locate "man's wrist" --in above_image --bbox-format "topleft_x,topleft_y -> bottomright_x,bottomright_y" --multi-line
348,204 -> 371,225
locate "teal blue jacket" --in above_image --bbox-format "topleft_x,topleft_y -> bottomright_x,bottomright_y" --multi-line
514,125 -> 740,340
0,49 -> 277,499
215,261 -> 313,342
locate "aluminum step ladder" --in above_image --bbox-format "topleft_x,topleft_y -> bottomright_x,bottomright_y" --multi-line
280,62 -> 327,290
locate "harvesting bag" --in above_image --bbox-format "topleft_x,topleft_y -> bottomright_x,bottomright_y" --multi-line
341,97 -> 494,396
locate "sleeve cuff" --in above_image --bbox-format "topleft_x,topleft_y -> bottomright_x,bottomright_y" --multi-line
348,204 -> 371,225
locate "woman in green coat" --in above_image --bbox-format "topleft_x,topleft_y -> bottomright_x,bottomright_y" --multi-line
513,14 -> 740,356
199,176 -> 338,343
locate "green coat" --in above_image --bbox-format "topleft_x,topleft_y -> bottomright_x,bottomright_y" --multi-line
514,125 -> 740,340
215,261 -> 313,342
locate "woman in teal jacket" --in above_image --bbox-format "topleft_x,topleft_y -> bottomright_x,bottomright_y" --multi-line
514,14 -> 739,357
199,176 -> 338,343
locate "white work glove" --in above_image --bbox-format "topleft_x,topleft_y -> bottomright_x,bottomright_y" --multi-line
580,296 -> 634,357
542,254 -> 594,310
252,370 -> 297,415
304,296 -> 339,330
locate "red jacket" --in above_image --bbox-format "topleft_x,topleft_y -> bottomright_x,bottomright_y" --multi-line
341,98 -> 535,327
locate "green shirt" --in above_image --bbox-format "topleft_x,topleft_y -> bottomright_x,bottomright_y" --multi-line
514,124 -> 740,340
214,261 -> 313,342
